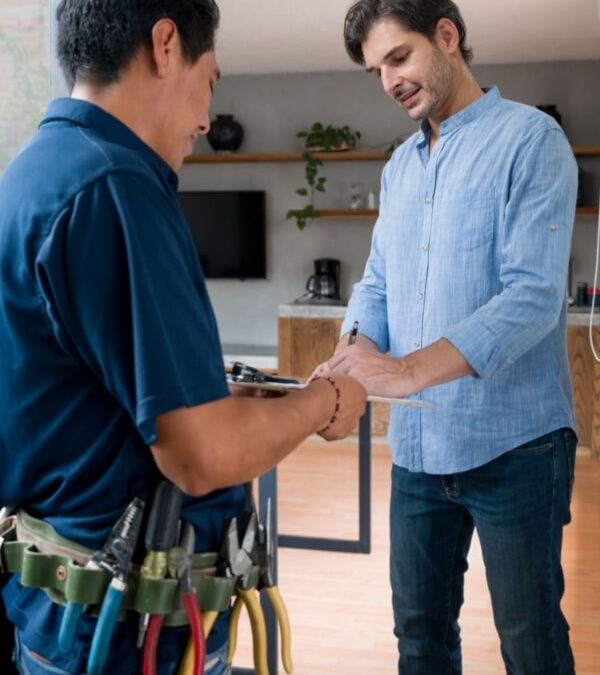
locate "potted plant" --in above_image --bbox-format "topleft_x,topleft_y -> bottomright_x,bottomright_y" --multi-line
287,123 -> 361,230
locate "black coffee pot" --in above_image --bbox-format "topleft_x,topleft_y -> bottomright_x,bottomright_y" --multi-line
306,258 -> 341,299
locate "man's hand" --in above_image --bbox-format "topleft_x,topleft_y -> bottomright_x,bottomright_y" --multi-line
327,343 -> 417,399
311,373 -> 367,441
315,337 -> 474,399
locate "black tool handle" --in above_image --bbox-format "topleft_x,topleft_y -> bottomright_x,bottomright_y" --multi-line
145,481 -> 182,551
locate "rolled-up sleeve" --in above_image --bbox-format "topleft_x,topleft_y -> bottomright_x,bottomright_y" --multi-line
443,128 -> 577,378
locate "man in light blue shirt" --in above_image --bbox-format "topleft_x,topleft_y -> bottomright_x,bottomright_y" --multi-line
323,1 -> 578,672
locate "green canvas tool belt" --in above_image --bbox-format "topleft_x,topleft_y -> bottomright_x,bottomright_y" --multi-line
0,509 -> 258,627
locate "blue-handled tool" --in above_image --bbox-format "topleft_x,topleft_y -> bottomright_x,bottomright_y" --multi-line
87,497 -> 145,674
58,498 -> 145,673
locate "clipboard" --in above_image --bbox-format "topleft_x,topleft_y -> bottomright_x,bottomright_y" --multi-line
226,376 -> 431,408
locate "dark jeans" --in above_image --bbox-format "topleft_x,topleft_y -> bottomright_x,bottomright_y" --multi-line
390,428 -> 577,675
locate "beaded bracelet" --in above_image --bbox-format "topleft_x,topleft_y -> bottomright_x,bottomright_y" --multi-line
313,375 -> 341,433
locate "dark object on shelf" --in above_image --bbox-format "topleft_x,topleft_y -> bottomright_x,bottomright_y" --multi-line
178,191 -> 266,279
207,114 -> 244,152
577,166 -> 584,207
576,282 -> 588,307
536,104 -> 562,126
588,287 -> 600,309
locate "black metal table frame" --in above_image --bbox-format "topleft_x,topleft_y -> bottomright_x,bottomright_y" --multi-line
232,403 -> 371,675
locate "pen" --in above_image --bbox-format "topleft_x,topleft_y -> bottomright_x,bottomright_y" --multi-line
348,321 -> 359,345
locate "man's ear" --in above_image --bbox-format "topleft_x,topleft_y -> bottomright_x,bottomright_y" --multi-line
150,18 -> 180,77
435,17 -> 460,57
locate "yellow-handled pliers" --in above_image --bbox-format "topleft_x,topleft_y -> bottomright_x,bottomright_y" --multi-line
227,498 -> 293,674
180,513 -> 268,675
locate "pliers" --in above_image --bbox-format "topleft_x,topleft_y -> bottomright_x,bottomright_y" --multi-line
228,499 -> 293,674
143,522 -> 206,675
255,498 -> 292,673
59,497 -> 145,675
221,513 -> 269,675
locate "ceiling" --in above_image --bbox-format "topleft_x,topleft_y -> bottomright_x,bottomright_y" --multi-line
214,0 -> 600,75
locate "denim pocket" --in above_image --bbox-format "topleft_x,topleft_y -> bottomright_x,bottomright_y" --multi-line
507,439 -> 554,456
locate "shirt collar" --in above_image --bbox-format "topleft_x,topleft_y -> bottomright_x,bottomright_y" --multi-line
41,98 -> 179,188
417,86 -> 501,146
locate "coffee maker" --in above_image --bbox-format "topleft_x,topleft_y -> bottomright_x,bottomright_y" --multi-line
304,258 -> 342,303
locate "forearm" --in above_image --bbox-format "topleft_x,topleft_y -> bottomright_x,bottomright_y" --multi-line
327,337 -> 473,398
151,379 -> 336,496
400,338 -> 474,394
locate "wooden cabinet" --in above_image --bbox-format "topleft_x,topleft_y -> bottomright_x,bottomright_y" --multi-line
278,317 -> 343,379
567,325 -> 600,456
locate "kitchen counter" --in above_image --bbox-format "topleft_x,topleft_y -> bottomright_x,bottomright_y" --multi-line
279,304 -> 600,325
278,303 -> 347,319
567,307 -> 600,326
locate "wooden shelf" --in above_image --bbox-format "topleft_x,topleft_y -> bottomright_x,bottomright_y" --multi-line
573,146 -> 600,157
313,209 -> 378,218
185,150 -> 387,164
185,146 -> 600,164
577,207 -> 599,216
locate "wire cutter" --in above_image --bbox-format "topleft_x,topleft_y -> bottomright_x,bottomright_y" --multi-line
228,499 -> 293,674
220,513 -> 269,675
143,522 -> 205,675
57,498 -> 145,674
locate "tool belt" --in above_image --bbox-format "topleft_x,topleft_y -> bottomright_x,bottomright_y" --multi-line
0,510 -> 259,627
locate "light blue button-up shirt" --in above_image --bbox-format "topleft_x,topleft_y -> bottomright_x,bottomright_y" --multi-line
342,87 -> 577,474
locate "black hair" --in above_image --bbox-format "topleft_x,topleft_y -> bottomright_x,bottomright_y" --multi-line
56,0 -> 220,90
344,0 -> 473,66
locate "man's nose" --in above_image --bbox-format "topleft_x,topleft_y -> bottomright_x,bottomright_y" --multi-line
381,66 -> 400,97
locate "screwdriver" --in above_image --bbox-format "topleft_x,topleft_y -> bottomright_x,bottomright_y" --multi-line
137,481 -> 183,648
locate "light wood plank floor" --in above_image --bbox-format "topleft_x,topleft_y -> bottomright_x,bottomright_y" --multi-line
233,438 -> 600,674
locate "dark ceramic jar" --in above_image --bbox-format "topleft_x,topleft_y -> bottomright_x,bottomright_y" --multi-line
207,114 -> 244,152
536,104 -> 562,126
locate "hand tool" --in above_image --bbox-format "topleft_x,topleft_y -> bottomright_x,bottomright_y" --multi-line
143,522 -> 205,675
221,513 -> 269,675
137,481 -> 183,649
85,497 -> 145,675
255,498 -> 292,673
58,498 -> 145,659
228,499 -> 293,674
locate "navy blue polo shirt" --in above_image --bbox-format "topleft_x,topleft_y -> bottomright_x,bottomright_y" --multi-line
0,99 -> 245,670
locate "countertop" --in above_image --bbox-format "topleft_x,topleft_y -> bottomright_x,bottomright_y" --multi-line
567,307 -> 600,326
278,303 -> 600,326
278,303 -> 348,319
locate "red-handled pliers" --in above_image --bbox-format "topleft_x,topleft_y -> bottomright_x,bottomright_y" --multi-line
143,522 -> 205,675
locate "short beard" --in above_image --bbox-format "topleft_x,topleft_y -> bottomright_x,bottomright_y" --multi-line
413,46 -> 454,121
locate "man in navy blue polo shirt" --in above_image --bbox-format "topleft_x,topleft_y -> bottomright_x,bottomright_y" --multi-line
0,1 -> 367,672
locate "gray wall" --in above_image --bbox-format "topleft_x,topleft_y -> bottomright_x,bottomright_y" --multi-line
182,60 -> 600,347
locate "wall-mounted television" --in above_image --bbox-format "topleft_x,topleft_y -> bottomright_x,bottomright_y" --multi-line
177,190 -> 266,280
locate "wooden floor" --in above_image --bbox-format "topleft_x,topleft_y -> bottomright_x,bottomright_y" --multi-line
233,438 -> 600,674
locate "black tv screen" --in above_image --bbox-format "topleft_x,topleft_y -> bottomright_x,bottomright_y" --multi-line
177,190 -> 266,279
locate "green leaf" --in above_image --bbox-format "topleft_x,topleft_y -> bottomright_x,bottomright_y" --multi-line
296,188 -> 308,196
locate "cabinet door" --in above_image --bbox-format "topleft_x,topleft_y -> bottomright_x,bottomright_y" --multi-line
278,317 -> 343,378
